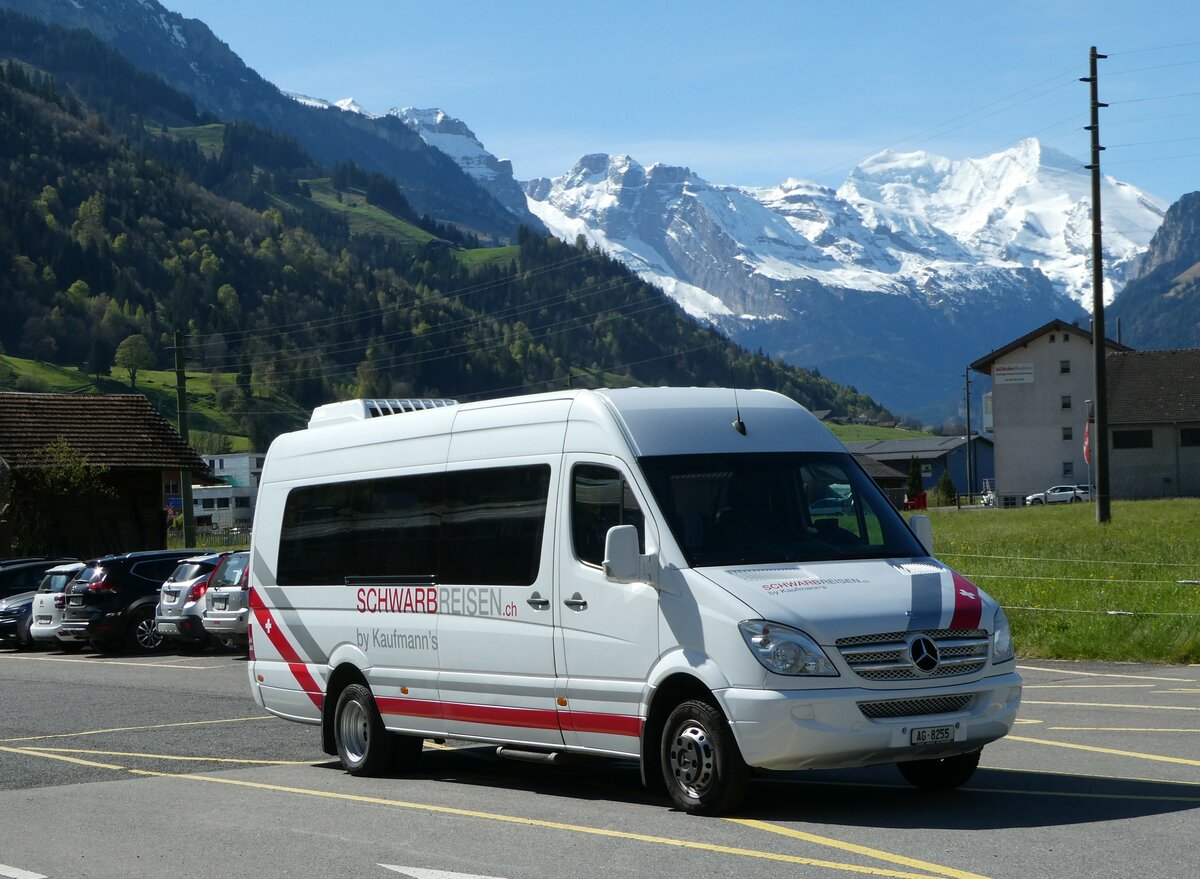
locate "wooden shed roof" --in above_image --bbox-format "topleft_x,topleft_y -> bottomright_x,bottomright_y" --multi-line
0,392 -> 207,472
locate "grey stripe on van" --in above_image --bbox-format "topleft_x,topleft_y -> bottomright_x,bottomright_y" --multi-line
253,548 -> 328,665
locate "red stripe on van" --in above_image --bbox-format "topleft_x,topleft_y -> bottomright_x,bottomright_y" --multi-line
249,587 -> 324,710
948,571 -> 983,630
376,698 -> 640,738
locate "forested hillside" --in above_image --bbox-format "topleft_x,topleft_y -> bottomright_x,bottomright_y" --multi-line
0,15 -> 887,445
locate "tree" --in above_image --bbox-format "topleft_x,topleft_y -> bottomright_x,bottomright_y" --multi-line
931,470 -> 957,507
113,334 -> 154,387
4,438 -> 112,553
906,456 -> 923,501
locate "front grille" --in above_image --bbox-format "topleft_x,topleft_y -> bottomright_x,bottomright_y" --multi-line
857,694 -> 975,719
836,629 -> 989,681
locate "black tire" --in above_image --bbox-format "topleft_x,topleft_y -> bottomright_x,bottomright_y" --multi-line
16,613 -> 35,650
897,749 -> 981,790
126,607 -> 165,654
334,683 -> 395,776
660,698 -> 750,815
1030,498 -> 1043,505
91,637 -> 122,655
1070,495 -> 1082,503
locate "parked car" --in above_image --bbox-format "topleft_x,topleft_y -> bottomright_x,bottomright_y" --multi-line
29,561 -> 87,648
1025,484 -> 1086,505
202,551 -> 251,649
1074,484 -> 1093,501
59,550 -> 201,654
0,591 -> 37,648
155,553 -> 228,648
0,557 -> 78,600
809,496 -> 853,517
0,558 -> 79,649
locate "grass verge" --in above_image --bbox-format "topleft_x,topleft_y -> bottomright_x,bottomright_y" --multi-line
922,499 -> 1200,663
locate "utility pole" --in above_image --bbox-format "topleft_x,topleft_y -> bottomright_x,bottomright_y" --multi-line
174,330 -> 196,547
964,366 -> 974,505
1082,46 -> 1112,523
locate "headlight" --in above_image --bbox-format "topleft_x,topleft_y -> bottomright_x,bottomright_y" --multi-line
992,607 -> 1014,663
738,621 -> 838,676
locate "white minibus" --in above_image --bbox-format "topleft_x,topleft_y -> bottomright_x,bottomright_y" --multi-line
247,388 -> 1021,814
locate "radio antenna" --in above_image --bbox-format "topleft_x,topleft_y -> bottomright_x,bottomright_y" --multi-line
732,389 -> 747,435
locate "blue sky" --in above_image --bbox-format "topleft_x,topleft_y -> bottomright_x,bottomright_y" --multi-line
161,0 -> 1200,203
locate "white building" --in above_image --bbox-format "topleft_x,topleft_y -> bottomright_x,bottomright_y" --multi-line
193,452 -> 265,529
970,320 -> 1130,505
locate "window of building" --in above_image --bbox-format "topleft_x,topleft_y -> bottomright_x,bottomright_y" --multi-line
201,499 -> 215,510
1062,462 -> 1074,477
1062,426 -> 1073,441
572,464 -> 645,567
164,480 -> 180,495
1061,395 -> 1072,410
256,458 -> 265,469
235,497 -> 251,508
1113,429 -> 1153,449
216,498 -> 230,509
1049,334 -> 1056,342
1182,428 -> 1200,447
1060,360 -> 1071,374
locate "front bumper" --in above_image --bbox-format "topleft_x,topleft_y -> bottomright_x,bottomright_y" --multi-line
0,616 -> 23,641
717,669 -> 1022,771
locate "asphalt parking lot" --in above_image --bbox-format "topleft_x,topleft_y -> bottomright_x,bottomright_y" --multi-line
1,648 -> 1197,879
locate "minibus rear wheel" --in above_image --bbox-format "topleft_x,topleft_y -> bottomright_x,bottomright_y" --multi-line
334,683 -> 395,776
661,698 -> 749,815
896,749 -> 981,790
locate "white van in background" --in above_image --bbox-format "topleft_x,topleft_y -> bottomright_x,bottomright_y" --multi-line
247,388 -> 1021,814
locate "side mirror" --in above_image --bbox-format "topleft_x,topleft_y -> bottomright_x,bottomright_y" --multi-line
909,515 -> 934,556
603,525 -> 643,583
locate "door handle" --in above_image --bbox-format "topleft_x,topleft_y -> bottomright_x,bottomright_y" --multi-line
526,592 -> 550,610
563,593 -> 588,611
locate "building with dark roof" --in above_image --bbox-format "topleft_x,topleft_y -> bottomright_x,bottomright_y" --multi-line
1105,349 -> 1200,498
970,319 -> 1129,503
844,435 -> 994,499
0,393 -> 209,556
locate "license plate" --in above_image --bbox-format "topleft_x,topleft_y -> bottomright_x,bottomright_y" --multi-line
911,725 -> 954,745
36,616 -> 51,624
69,595 -> 82,606
156,621 -> 178,635
213,596 -> 228,610
165,590 -> 179,601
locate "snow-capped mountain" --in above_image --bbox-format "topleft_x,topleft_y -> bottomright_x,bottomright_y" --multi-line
837,139 -> 1166,307
389,108 -> 531,219
280,95 -> 531,221
524,143 -> 1166,417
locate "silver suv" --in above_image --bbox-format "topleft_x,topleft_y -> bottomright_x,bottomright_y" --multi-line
201,551 -> 251,649
155,553 -> 227,648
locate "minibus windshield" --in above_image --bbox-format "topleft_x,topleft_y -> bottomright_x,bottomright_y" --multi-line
638,452 -> 925,567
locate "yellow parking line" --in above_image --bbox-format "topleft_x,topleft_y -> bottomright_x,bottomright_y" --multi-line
730,819 -> 989,879
1017,666 -> 1195,683
1007,735 -> 1200,767
0,745 -> 125,770
19,747 -> 314,765
124,768 -> 962,879
0,715 -> 272,744
1021,700 -> 1200,712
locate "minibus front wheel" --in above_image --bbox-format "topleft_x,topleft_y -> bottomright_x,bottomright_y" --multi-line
661,698 -> 749,815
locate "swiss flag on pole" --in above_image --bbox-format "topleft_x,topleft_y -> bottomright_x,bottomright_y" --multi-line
1083,419 -> 1092,465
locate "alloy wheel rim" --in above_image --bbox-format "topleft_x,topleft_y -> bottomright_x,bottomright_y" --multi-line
339,699 -> 369,763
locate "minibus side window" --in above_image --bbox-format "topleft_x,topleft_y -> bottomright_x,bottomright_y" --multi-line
440,465 -> 551,587
572,464 -> 645,567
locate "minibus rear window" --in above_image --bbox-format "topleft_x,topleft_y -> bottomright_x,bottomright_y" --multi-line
639,452 -> 924,567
